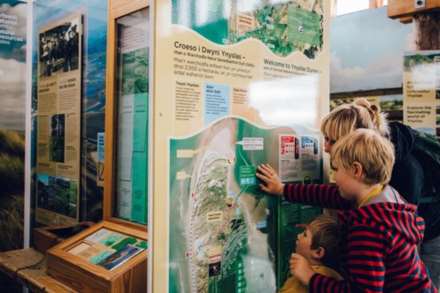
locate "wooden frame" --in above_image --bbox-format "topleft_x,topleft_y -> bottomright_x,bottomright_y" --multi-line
47,221 -> 147,293
104,0 -> 149,230
388,0 -> 440,22
46,2 -> 150,292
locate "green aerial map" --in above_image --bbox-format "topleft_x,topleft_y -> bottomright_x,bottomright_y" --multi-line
172,0 -> 324,58
169,118 -> 322,293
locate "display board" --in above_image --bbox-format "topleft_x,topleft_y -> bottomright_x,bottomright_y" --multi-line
67,228 -> 147,270
0,1 -> 27,290
152,0 -> 330,292
403,51 -> 440,137
36,13 -> 82,225
32,0 -> 108,224
114,8 -> 149,225
169,118 -> 322,292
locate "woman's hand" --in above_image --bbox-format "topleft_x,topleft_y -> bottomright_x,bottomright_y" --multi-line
256,164 -> 284,196
290,253 -> 315,286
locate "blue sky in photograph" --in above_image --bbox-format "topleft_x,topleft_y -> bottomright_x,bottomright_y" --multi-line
331,7 -> 414,93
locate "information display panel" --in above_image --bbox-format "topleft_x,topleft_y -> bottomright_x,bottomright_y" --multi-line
67,228 -> 147,271
114,8 -> 149,224
36,13 -> 82,225
152,0 -> 331,292
403,51 -> 440,137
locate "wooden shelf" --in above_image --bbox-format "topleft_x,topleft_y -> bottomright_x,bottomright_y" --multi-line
0,248 -> 75,293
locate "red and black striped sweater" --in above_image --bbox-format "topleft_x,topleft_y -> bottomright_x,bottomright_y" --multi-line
284,183 -> 437,293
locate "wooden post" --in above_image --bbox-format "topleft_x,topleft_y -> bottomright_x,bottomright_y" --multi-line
331,0 -> 337,17
414,11 -> 440,50
370,0 -> 384,8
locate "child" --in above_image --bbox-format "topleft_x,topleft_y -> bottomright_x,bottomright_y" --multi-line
279,215 -> 343,293
257,129 -> 437,292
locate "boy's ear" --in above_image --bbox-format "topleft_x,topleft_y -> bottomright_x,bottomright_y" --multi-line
312,246 -> 325,260
351,161 -> 364,179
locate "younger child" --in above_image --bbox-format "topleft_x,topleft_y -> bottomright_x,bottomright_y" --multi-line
257,129 -> 437,292
279,215 -> 343,293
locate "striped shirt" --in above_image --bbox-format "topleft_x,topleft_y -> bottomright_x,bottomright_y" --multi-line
284,183 -> 437,293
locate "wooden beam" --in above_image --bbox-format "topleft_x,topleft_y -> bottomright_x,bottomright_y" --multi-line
399,15 -> 414,23
388,0 -> 440,19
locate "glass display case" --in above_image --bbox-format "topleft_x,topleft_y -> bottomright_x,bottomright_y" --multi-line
113,8 -> 149,225
45,2 -> 150,292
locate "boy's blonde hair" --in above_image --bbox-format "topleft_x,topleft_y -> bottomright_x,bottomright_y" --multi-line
321,99 -> 389,143
331,129 -> 395,185
308,215 -> 342,269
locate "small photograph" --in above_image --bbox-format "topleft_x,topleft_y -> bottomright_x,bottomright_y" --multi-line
437,115 -> 440,126
437,128 -> 440,137
37,174 -> 78,218
404,54 -> 437,72
97,244 -> 142,271
380,95 -> 403,122
50,114 -> 65,162
436,90 -> 440,100
330,97 -> 355,110
39,18 -> 80,77
119,47 -> 149,96
436,105 -> 440,115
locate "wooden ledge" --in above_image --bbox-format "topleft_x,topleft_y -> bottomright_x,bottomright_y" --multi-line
0,248 -> 76,293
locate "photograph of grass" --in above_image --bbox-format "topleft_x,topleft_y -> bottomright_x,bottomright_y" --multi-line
0,129 -> 24,293
0,130 -> 24,252
330,95 -> 403,122
37,174 -> 78,219
49,114 -> 65,162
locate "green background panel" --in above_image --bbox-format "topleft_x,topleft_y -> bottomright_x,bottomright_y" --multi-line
169,118 -> 323,292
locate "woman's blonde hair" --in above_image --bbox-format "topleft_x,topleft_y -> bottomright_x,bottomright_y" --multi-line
321,98 -> 389,143
331,129 -> 395,185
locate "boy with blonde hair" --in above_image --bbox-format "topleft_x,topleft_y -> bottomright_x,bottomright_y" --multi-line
279,215 -> 343,293
258,129 -> 436,292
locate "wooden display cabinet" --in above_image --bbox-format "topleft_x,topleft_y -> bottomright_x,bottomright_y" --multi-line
47,1 -> 150,292
47,221 -> 147,293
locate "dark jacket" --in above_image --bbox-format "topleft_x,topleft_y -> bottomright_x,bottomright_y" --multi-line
389,121 -> 440,240
389,121 -> 424,205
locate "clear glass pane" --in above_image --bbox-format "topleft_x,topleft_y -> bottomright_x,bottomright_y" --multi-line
115,8 -> 149,224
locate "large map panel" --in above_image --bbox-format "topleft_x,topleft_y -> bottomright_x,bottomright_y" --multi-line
152,0 -> 330,291
169,118 -> 321,292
